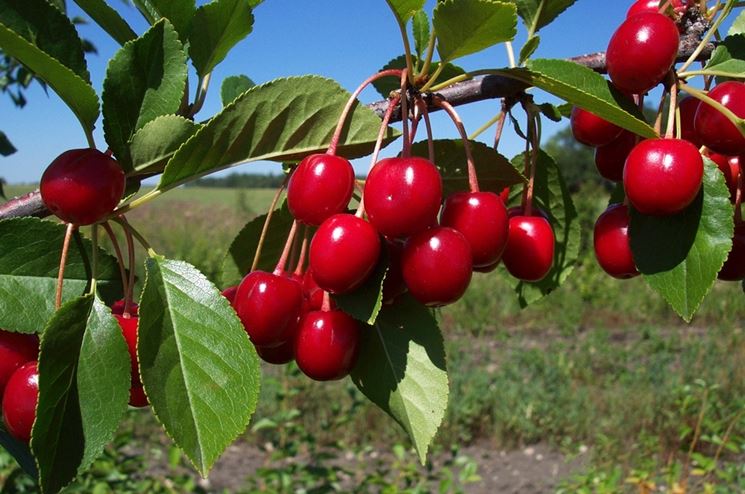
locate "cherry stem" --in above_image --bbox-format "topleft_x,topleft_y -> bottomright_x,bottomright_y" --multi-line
400,69 -> 411,158
416,98 -> 435,163
653,90 -> 667,136
102,221 -> 129,304
493,103 -> 508,150
112,217 -> 156,258
679,0 -> 734,74
321,290 -> 331,312
435,97 -> 479,193
116,216 -> 139,316
293,227 -> 309,277
274,220 -> 298,275
251,178 -> 288,273
355,96 -> 401,218
326,69 -> 404,156
56,223 -> 76,310
665,73 -> 679,140
524,115 -> 540,217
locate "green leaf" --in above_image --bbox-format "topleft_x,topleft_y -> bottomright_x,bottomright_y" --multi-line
332,251 -> 388,325
497,59 -> 656,138
509,0 -> 577,34
372,54 -> 465,98
0,24 -> 99,135
188,0 -> 254,78
537,102 -> 562,122
102,19 -> 187,172
139,257 -> 261,476
221,74 -> 255,106
351,295 -> 448,464
728,10 -> 745,36
509,149 -> 580,307
0,0 -> 90,81
158,76 -> 400,192
0,218 -> 123,334
0,421 -> 37,479
221,201 -> 294,286
32,294 -> 130,494
149,0 -> 196,41
129,115 -> 201,175
412,9 -> 430,59
71,0 -> 137,45
385,0 -> 425,24
629,158 -> 734,322
519,34 -> 540,64
701,35 -> 745,79
0,130 -> 16,156
410,139 -> 525,197
433,0 -> 517,62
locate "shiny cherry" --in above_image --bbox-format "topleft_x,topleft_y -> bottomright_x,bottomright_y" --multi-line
606,12 -> 679,94
233,270 -> 303,347
309,214 -> 381,294
440,191 -> 509,268
708,153 -> 741,203
593,204 -> 639,279
2,361 -> 39,442
624,138 -> 703,215
626,0 -> 659,17
40,149 -> 125,225
0,330 -> 38,396
363,157 -> 442,238
694,81 -> 745,156
570,106 -> 622,147
114,314 -> 140,387
129,385 -> 148,408
294,309 -> 360,381
255,339 -> 296,365
718,223 -> 745,281
679,96 -> 702,147
502,214 -> 555,282
401,227 -> 472,307
595,131 -> 638,182
287,154 -> 355,225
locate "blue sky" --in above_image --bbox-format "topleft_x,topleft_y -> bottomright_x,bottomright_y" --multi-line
1,1 -> 641,184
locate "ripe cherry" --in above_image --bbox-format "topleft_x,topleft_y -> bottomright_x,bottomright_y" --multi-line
708,153 -> 741,203
40,149 -> 126,225
221,286 -> 238,306
694,81 -> 745,156
401,227 -> 472,307
363,157 -> 442,238
593,204 -> 639,279
309,214 -> 381,294
718,223 -> 745,281
255,339 -> 295,365
114,314 -> 140,387
679,96 -> 702,147
624,138 -> 703,215
0,330 -> 39,396
129,386 -> 148,408
595,131 -> 637,182
2,361 -> 39,442
626,0 -> 659,17
233,270 -> 303,347
502,213 -> 555,282
570,107 -> 622,147
111,300 -> 139,317
287,154 -> 355,225
440,191 -> 509,268
294,309 -> 360,381
606,12 -> 680,94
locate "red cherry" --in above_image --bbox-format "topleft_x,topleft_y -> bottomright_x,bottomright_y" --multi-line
255,339 -> 295,365
287,154 -> 355,225
401,227 -> 472,307
221,286 -> 238,306
129,385 -> 148,408
606,12 -> 679,94
114,314 -> 140,387
570,107 -> 622,147
694,82 -> 745,156
718,223 -> 745,281
40,149 -> 125,225
111,300 -> 139,317
707,153 -> 741,202
294,309 -> 360,381
595,131 -> 638,182
309,214 -> 381,294
233,271 -> 303,347
624,138 -> 703,215
0,330 -> 38,396
382,239 -> 407,303
626,0 -> 659,17
363,157 -> 442,238
593,204 -> 639,279
679,96 -> 702,147
440,191 -> 509,268
499,187 -> 510,203
502,215 -> 555,282
2,361 -> 39,442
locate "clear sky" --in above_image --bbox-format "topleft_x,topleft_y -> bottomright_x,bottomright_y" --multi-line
0,1 -> 644,184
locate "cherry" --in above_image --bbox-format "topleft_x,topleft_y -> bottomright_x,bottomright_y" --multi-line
111,300 -> 139,317
626,0 -> 659,17
363,157 -> 442,238
221,286 -> 238,306
255,340 -> 295,365
401,226 -> 472,307
595,131 -> 637,182
707,153 -> 741,202
593,204 -> 639,279
294,309 -> 360,381
570,106 -> 622,147
287,154 -> 355,225
309,214 -> 381,294
499,187 -> 510,204
114,314 -> 140,387
718,223 -> 745,281
679,96 -> 702,147
624,138 -> 703,215
233,270 -> 303,347
606,12 -> 679,95
694,81 -> 745,156
40,148 -> 126,225
440,191 -> 509,268
0,330 -> 39,396
2,361 -> 38,442
502,214 -> 555,282
129,385 -> 148,408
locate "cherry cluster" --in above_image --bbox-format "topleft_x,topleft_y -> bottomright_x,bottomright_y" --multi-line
571,0 -> 745,281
